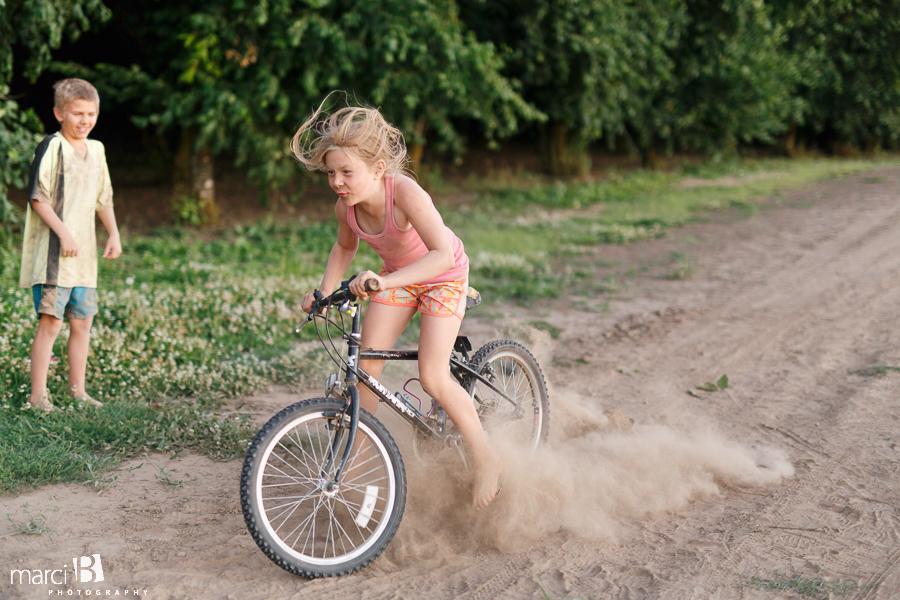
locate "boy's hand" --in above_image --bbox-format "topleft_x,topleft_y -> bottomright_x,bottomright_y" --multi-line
60,230 -> 79,257
103,234 -> 122,259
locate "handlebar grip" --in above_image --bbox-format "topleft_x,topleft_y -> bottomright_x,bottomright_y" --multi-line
365,278 -> 380,293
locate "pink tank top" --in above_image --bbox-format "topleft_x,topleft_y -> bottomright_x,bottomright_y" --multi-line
346,177 -> 469,285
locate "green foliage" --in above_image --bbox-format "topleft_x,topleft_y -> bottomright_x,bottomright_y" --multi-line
63,0 -> 540,197
770,0 -> 900,150
669,0 -> 796,153
0,90 -> 42,262
0,0 -> 111,83
460,0 -> 685,173
0,0 -> 110,250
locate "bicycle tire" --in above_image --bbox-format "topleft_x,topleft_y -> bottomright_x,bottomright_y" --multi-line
464,340 -> 550,452
240,397 -> 406,578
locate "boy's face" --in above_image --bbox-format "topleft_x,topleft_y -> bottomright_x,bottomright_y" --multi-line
53,99 -> 98,145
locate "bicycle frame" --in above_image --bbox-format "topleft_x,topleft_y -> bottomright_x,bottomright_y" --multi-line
306,291 -> 519,481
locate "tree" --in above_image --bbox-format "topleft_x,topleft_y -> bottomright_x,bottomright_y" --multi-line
668,0 -> 797,155
769,0 -> 900,152
65,0 -> 540,224
0,0 -> 110,256
460,0 -> 685,174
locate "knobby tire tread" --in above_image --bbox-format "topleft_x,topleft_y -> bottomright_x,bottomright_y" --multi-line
240,397 -> 406,578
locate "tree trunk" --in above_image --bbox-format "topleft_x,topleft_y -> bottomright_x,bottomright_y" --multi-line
623,122 -> 661,169
408,115 -> 428,174
172,130 -> 218,226
191,146 -> 217,224
783,121 -> 798,157
543,121 -> 590,177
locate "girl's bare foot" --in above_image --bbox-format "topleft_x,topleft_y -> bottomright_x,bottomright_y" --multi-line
473,449 -> 503,510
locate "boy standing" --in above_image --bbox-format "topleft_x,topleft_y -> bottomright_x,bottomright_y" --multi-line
19,78 -> 121,411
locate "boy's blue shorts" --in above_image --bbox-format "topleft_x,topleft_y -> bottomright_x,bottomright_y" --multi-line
32,285 -> 98,320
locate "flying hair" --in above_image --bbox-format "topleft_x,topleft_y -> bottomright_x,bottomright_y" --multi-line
290,93 -> 410,176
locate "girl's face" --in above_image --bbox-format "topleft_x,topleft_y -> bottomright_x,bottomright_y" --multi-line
325,149 -> 385,206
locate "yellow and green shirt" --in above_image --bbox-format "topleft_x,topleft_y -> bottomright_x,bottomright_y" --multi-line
19,132 -> 114,289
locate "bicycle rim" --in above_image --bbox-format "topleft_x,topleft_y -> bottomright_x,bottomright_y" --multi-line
467,341 -> 549,452
247,403 -> 403,572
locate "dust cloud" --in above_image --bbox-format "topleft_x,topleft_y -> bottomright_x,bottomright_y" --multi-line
379,388 -> 793,569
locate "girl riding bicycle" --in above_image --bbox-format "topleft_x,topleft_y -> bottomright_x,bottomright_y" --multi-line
292,99 -> 502,510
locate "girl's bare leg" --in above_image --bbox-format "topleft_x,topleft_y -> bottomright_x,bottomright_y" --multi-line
339,302 -> 415,514
418,313 -> 502,510
357,301 -> 417,414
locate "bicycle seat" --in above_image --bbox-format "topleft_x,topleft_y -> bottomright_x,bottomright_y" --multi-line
465,287 -> 482,312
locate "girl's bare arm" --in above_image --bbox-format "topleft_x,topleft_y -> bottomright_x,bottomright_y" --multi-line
373,176 -> 455,290
302,200 -> 359,312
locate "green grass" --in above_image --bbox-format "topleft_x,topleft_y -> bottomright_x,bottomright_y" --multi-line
849,365 -> 900,377
528,320 -> 564,339
746,571 -> 857,598
449,156 -> 900,303
4,502 -> 55,535
0,399 -> 258,493
0,155 -> 897,493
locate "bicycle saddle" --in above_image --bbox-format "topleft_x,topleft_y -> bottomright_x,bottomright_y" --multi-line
465,287 -> 482,312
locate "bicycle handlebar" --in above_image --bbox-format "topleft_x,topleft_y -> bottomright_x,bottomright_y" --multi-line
313,278 -> 357,312
296,276 -> 379,333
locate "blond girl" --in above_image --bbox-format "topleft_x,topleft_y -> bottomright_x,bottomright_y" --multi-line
294,101 -> 502,509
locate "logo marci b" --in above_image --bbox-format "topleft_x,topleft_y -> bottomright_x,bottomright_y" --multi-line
74,554 -> 104,583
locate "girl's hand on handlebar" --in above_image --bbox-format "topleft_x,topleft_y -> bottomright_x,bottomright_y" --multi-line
349,271 -> 383,300
301,292 -> 317,314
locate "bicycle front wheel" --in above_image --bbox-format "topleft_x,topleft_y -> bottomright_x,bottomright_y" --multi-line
240,398 -> 406,578
464,340 -> 550,452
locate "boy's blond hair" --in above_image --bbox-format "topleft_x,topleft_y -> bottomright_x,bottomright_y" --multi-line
53,78 -> 100,111
291,94 -> 409,176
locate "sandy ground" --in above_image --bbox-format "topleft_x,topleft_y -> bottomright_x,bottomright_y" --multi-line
4,169 -> 900,599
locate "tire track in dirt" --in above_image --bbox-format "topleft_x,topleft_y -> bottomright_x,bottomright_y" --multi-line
579,172 -> 900,598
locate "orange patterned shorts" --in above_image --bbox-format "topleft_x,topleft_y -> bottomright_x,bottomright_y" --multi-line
371,277 -> 467,320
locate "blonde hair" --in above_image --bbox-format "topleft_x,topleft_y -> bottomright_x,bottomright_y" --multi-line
290,95 -> 409,176
53,78 -> 100,111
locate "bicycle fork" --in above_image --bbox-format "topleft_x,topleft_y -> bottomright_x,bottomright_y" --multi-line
321,303 -> 364,486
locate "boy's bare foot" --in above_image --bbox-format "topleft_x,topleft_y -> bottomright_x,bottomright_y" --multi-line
70,386 -> 103,407
72,394 -> 103,407
29,393 -> 56,412
473,450 -> 503,510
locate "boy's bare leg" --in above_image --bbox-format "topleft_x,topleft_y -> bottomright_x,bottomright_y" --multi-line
30,314 -> 64,408
68,316 -> 100,405
418,313 -> 502,510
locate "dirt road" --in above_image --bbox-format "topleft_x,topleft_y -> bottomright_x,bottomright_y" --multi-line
4,169 -> 900,599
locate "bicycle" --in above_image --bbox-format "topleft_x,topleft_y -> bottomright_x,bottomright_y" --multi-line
240,278 -> 550,578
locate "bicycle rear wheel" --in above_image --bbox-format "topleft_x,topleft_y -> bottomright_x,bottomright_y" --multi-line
464,340 -> 550,452
240,398 -> 406,578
